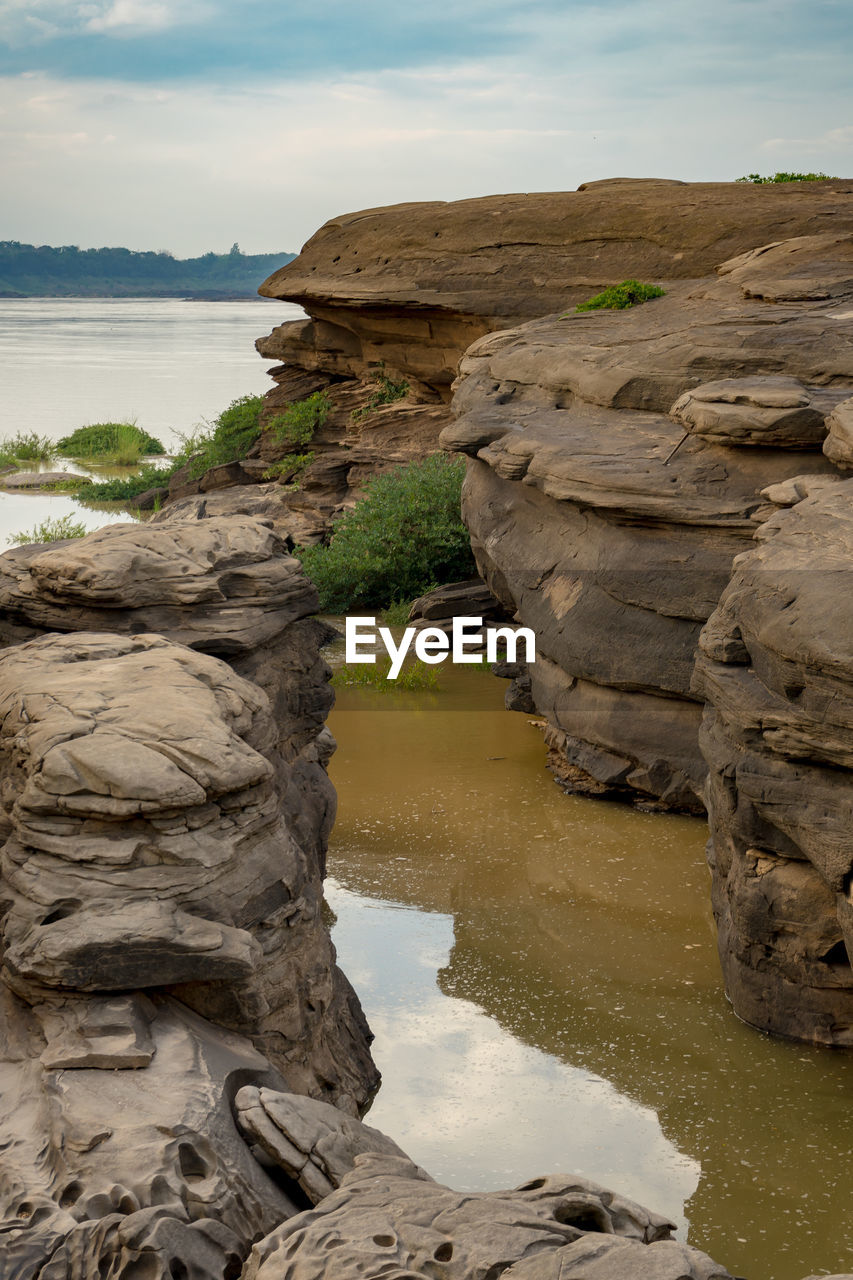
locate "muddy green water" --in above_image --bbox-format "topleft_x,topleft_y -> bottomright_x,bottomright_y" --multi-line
325,653 -> 853,1280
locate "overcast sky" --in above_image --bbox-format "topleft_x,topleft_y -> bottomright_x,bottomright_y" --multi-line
2,0 -> 851,256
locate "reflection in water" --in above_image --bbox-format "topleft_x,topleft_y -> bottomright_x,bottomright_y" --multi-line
327,881 -> 701,1234
327,660 -> 853,1280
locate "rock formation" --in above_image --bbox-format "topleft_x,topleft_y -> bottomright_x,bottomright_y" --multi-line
235,1087 -> 731,1280
0,516 -> 383,1272
209,179 -> 853,544
0,516 -> 376,1101
442,232 -> 853,811
693,477 -> 853,1045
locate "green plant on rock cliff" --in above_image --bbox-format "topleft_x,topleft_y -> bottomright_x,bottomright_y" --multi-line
351,369 -> 410,423
568,280 -> 666,315
297,454 -> 474,612
271,392 -> 330,449
185,393 -> 266,477
735,172 -> 839,183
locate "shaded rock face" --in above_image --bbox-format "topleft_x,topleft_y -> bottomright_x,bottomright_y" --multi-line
249,180 -> 853,542
443,232 -> 853,810
693,480 -> 853,1045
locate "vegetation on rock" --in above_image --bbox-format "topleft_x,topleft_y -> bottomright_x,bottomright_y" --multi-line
57,422 -> 165,462
273,391 -> 331,447
570,280 -> 666,314
298,454 -> 474,611
735,172 -> 839,183
351,370 -> 410,422
7,514 -> 88,545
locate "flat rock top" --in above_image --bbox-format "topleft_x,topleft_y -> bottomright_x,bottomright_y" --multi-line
443,234 -> 853,525
261,179 -> 853,321
0,515 -> 318,651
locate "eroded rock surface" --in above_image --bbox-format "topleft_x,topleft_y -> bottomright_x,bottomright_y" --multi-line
236,1088 -> 730,1280
443,232 -> 853,809
693,479 -> 853,1044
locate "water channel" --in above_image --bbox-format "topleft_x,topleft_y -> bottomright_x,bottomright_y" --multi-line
1,299 -> 850,1280
326,651 -> 853,1280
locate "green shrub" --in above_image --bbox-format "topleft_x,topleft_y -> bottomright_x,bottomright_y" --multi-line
351,370 -> 409,423
380,598 -> 414,627
271,392 -> 330,448
736,172 -> 838,183
298,454 -> 474,612
7,514 -> 88,546
185,394 -> 266,477
262,452 -> 315,482
56,422 -> 164,458
0,432 -> 55,463
80,458 -> 184,502
570,280 -> 666,314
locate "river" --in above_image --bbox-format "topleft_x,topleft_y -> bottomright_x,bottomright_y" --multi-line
2,300 -> 851,1280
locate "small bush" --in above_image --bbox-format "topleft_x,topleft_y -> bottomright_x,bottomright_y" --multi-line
271,392 -> 330,449
0,432 -> 55,463
186,394 -> 266,477
380,599 -> 414,627
56,422 -> 164,458
736,172 -> 838,183
262,452 -> 315,482
351,370 -> 409,423
570,280 -> 666,314
7,514 -> 88,546
81,458 -> 184,502
298,454 -> 474,612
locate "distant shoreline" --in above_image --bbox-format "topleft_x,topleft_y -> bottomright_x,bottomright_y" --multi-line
0,292 -> 282,301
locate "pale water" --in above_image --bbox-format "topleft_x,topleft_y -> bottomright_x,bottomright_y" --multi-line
0,296 -> 301,543
1,302 -> 850,1280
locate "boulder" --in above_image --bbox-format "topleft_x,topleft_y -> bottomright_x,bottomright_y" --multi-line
693,479 -> 853,1045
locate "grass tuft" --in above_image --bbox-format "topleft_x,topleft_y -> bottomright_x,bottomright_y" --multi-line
7,514 -> 88,546
569,280 -> 666,314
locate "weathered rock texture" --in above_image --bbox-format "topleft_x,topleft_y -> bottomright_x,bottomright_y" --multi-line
0,518 -> 379,1272
443,231 -> 853,811
693,479 -> 853,1045
235,1087 -> 731,1280
244,179 -> 853,542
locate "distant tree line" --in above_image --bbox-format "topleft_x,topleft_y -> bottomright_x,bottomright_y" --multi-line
0,241 -> 295,298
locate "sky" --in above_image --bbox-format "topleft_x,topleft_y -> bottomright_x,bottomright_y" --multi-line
2,0 -> 852,257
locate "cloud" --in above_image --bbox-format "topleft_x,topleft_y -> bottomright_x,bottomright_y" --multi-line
1,56 -> 851,258
81,0 -> 205,34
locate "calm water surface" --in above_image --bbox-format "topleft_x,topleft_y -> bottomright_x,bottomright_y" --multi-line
0,296 -> 300,542
326,653 -> 853,1280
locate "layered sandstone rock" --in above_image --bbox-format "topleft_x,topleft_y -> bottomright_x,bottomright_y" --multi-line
693,479 -> 853,1045
442,232 -> 853,810
0,518 -> 376,1100
246,180 -> 853,542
